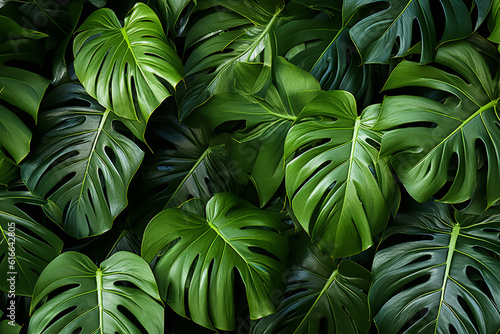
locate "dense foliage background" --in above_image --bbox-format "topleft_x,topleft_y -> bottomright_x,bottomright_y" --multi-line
1,0 -> 500,333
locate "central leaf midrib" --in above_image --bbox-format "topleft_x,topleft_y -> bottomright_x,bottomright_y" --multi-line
294,269 -> 339,333
186,8 -> 282,118
414,98 -> 499,167
163,147 -> 212,209
434,223 -> 461,332
96,268 -> 103,334
77,110 -> 110,208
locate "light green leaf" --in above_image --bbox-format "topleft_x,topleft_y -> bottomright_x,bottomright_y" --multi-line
285,90 -> 399,258
73,3 -> 184,121
142,192 -> 288,331
29,251 -> 163,334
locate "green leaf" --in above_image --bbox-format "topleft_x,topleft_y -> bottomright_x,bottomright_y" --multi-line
187,57 -> 321,206
370,201 -> 500,333
488,0 -> 500,44
0,152 -> 18,186
346,0 -> 491,64
0,105 -> 31,164
21,84 -> 144,238
277,9 -> 376,104
0,309 -> 21,334
254,234 -> 371,334
0,16 -> 50,164
285,90 -> 399,258
177,0 -> 284,119
130,112 -> 235,227
150,0 -> 194,34
0,186 -> 63,296
375,40 -> 500,208
73,2 -> 184,121
142,192 -> 288,331
29,251 -> 164,334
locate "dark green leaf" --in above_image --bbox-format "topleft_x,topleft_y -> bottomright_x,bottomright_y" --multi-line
21,84 -> 144,238
177,0 -> 285,119
0,186 -> 63,296
254,234 -> 371,334
370,201 -> 500,333
346,0 -> 490,64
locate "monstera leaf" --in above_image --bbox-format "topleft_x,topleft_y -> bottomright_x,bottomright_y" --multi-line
285,90 -> 399,258
130,112 -> 234,226
142,193 -> 288,331
21,84 -> 144,238
0,16 -> 50,164
277,6 -> 375,104
254,234 -> 371,334
346,0 -> 490,64
187,57 -> 321,206
0,186 -> 63,296
150,0 -> 194,34
370,201 -> 500,333
29,251 -> 164,334
375,40 -> 500,209
73,2 -> 184,122
177,0 -> 285,119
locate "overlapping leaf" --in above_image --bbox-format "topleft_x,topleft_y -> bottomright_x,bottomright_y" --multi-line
0,16 -> 49,164
370,201 -> 500,333
285,90 -> 399,258
346,0 -> 491,64
29,251 -> 163,334
21,84 -> 144,238
142,193 -> 288,331
177,0 -> 285,119
187,57 -> 321,206
254,234 -> 371,334
277,6 -> 375,104
130,112 -> 234,226
73,3 -> 184,122
375,40 -> 500,209
0,186 -> 63,296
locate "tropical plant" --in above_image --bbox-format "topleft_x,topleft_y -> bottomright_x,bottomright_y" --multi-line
1,0 -> 500,333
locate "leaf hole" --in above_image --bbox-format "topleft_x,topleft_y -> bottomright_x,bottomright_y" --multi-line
449,324 -> 458,334
407,254 -> 432,265
42,305 -> 78,332
465,266 -> 496,306
104,146 -> 117,168
381,233 -> 434,249
248,246 -> 281,263
457,295 -> 479,332
398,308 -> 428,333
117,305 -> 148,334
365,137 -> 381,150
45,172 -> 77,199
472,245 -> 500,260
45,284 -> 80,303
